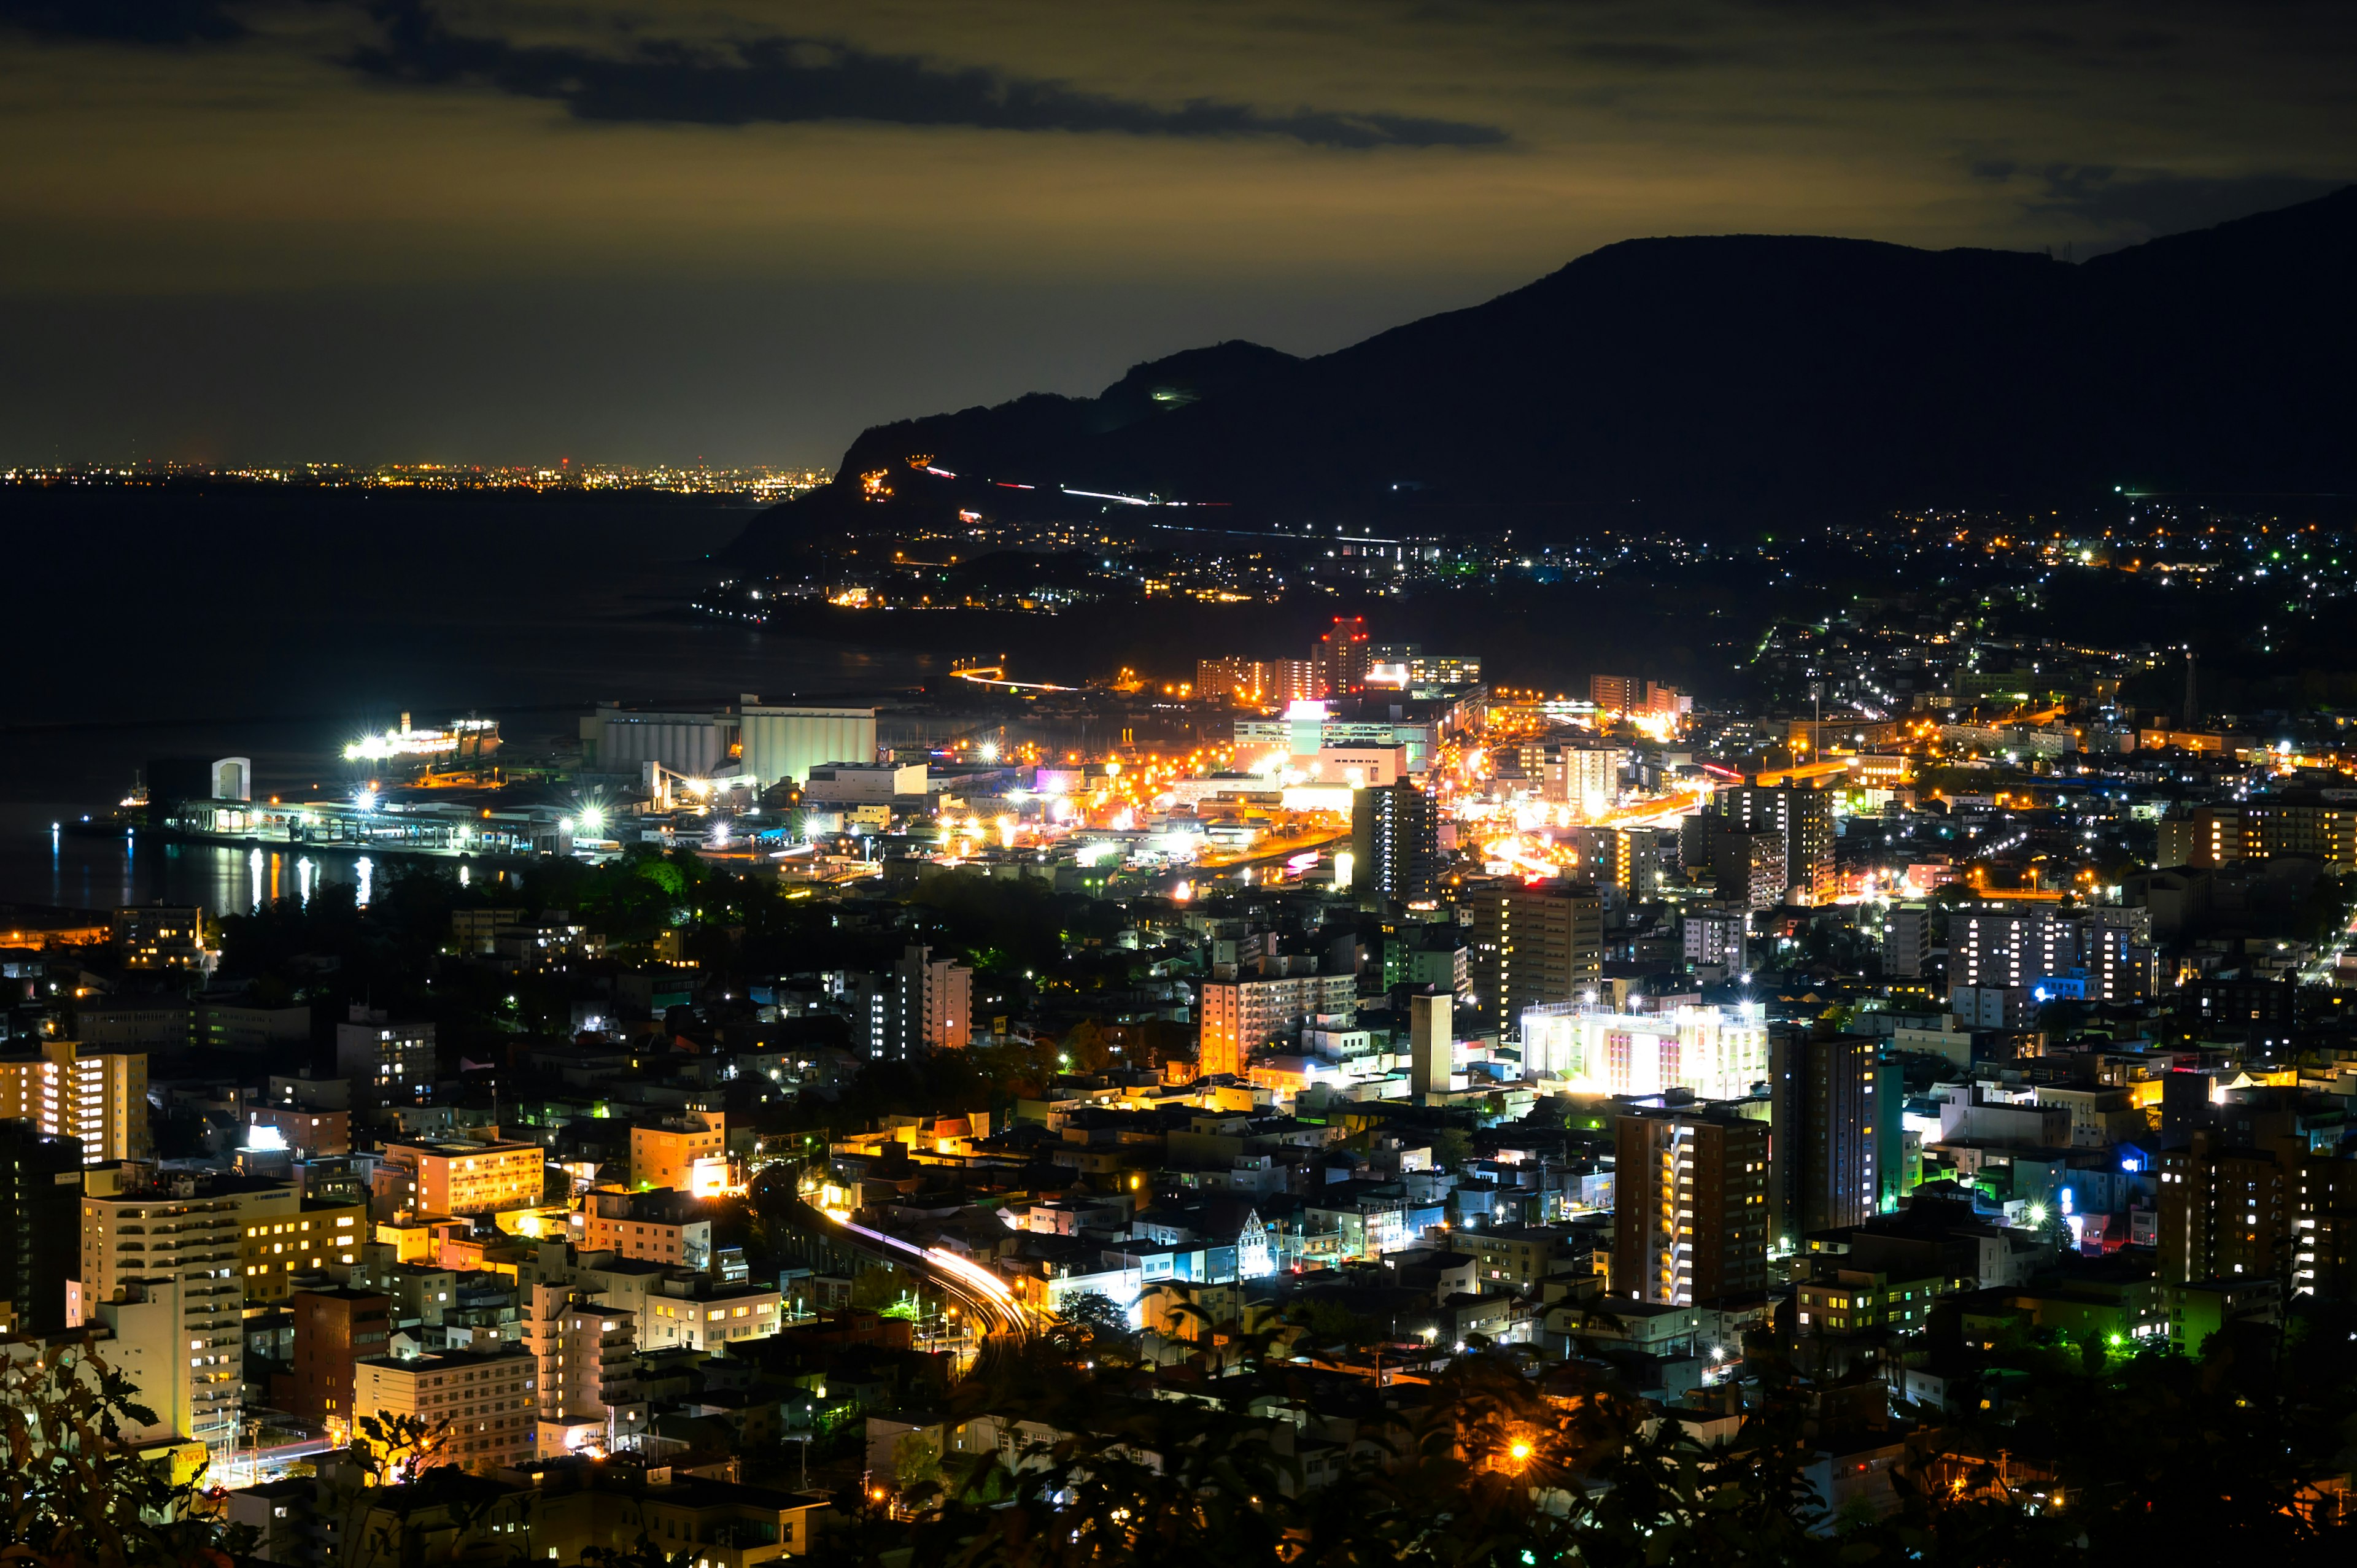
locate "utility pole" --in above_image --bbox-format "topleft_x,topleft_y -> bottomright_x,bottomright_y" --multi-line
2183,648 -> 2199,727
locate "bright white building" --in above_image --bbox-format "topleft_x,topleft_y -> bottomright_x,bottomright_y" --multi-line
1518,1002 -> 1770,1101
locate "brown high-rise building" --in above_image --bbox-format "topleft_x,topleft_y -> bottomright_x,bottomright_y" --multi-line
2161,1127 -> 2296,1288
1614,1105 -> 1771,1306
2170,803 -> 2357,871
1589,674 -> 1643,716
1316,617 -> 1371,697
1461,878 -> 1602,1037
2158,1126 -> 2357,1298
290,1285 -> 393,1427
1713,786 -> 1835,906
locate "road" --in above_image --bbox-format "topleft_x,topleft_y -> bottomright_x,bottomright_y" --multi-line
1194,831 -> 1350,875
760,1175 -> 1044,1346
2301,906 -> 2357,987
212,1434 -> 341,1491
824,1213 -> 1042,1346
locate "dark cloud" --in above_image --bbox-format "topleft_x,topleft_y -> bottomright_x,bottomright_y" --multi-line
344,0 -> 1507,149
1566,39 -> 1725,69
0,0 -> 247,44
2019,164 -> 2348,234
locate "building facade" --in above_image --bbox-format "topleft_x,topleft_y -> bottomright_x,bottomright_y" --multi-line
81,1170 -> 287,1446
628,1114 -> 727,1194
334,1005 -> 435,1108
1197,969 -> 1356,1078
1768,1030 -> 1902,1242
0,1119 -> 81,1334
380,1140 -> 546,1218
242,1197 -> 370,1303
288,1286 -> 393,1427
1520,1003 -> 1771,1102
1465,879 -> 1604,1038
353,1346 -> 538,1470
1351,779 -> 1439,906
1612,1106 -> 1771,1307
1713,786 -> 1835,906
0,1041 -> 149,1165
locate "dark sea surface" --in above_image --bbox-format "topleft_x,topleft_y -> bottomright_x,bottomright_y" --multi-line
0,486 -> 935,914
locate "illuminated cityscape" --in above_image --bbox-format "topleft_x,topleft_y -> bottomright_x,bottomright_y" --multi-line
6,1 -> 2357,1559
1,462 -> 830,500
15,484 -> 2357,1556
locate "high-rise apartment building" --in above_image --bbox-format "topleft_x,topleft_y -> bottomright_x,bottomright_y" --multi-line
1352,779 -> 1439,905
0,1120 -> 82,1334
1264,659 -> 1321,706
2083,906 -> 2157,1002
1951,906 -> 2078,992
1546,746 -> 1620,816
1571,825 -> 1669,897
1710,828 -> 1788,911
0,1041 -> 149,1165
1463,878 -> 1604,1037
1589,674 -> 1643,715
93,1277 -> 242,1448
1951,904 -> 2153,1003
2160,1129 -> 2297,1288
1196,964 -> 1356,1078
525,1281 -> 638,1442
1195,658 -> 1263,706
1713,786 -> 1835,906
1682,906 -> 1749,971
1613,1105 -> 1771,1307
82,1170 -> 293,1446
1768,1029 -> 1902,1243
896,944 -> 974,1051
288,1285 -> 393,1427
1879,903 -> 1933,979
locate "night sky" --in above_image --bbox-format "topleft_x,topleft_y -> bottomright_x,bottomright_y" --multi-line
5,1 -> 2351,467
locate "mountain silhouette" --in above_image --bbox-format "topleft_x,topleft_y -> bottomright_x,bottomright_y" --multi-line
731,186 -> 2357,557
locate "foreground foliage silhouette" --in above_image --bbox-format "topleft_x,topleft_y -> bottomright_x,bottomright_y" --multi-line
803,1304 -> 2357,1568
0,1348 -> 251,1567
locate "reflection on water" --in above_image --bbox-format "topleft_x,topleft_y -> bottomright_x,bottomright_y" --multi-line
0,491 -> 938,913
1,812 -> 523,918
